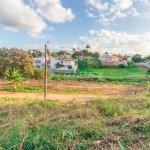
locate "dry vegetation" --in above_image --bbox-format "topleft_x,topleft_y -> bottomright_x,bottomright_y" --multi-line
0,80 -> 146,96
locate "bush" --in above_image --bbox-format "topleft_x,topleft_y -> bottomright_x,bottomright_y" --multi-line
68,65 -> 72,69
51,74 -> 66,81
119,64 -> 127,68
127,61 -> 138,68
32,69 -> 50,80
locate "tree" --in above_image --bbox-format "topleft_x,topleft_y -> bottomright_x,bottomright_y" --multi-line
0,47 -> 34,77
57,51 -> 65,56
72,51 -> 84,59
132,54 -> 144,63
86,45 -> 90,51
30,50 -> 43,58
82,50 -> 89,57
105,52 -> 108,55
51,52 -> 58,57
93,52 -> 100,59
72,48 -> 76,52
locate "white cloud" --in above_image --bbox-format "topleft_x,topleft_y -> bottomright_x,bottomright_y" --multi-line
0,0 -> 47,38
79,29 -> 150,54
115,11 -> 127,18
0,0 -> 75,38
88,13 -> 95,18
85,0 -> 147,25
35,0 -> 75,23
113,0 -> 133,10
27,32 -> 46,39
48,27 -> 55,31
86,0 -> 109,11
23,44 -> 43,49
89,30 -> 95,35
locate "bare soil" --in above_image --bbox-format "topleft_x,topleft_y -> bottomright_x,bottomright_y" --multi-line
0,80 -> 146,100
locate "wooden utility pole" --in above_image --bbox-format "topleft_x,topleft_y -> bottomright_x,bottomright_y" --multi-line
44,44 -> 47,99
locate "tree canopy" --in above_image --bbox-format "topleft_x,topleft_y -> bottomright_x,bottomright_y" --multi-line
0,48 -> 34,77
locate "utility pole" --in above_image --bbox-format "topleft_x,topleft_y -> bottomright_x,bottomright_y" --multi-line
44,44 -> 47,99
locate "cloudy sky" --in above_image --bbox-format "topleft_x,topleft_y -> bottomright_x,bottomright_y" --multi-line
0,0 -> 150,54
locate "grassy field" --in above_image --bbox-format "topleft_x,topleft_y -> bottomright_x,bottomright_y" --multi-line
51,68 -> 149,83
0,94 -> 150,149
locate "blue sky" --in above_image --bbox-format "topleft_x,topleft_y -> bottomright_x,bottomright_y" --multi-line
0,0 -> 150,55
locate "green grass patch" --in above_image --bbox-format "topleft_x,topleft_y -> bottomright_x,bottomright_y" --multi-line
2,86 -> 42,93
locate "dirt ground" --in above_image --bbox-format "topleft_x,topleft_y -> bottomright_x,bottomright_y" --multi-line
0,80 -> 146,100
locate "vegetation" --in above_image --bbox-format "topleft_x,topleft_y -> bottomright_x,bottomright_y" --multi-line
77,58 -> 102,69
32,69 -> 50,80
127,61 -> 138,68
72,50 -> 100,59
0,48 -> 34,77
2,86 -> 42,93
7,69 -> 23,90
0,95 -> 150,149
55,62 -> 63,69
146,69 -> 150,77
51,52 -> 58,57
68,65 -> 72,69
119,64 -> 127,68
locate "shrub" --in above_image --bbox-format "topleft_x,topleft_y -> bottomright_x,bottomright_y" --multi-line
51,74 -> 66,81
68,65 -> 72,69
32,69 -> 50,80
119,64 -> 127,68
127,61 -> 138,68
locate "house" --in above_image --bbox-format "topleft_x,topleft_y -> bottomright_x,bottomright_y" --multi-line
123,56 -> 132,62
137,60 -> 150,68
100,54 -> 127,66
33,57 -> 45,68
111,54 -> 127,66
99,55 -> 111,62
50,57 -> 78,73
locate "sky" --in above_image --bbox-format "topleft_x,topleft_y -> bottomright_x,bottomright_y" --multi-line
0,0 -> 150,55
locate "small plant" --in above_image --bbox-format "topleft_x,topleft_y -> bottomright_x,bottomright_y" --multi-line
7,69 -> 23,90
68,65 -> 72,69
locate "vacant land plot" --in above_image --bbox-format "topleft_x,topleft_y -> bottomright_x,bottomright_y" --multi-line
0,80 -> 147,96
0,96 -> 150,149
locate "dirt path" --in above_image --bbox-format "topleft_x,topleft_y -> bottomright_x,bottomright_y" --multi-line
0,92 -> 106,101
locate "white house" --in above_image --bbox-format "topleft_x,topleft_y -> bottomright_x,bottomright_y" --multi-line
137,60 -> 150,68
99,55 -> 111,62
50,57 -> 78,73
123,56 -> 132,62
33,57 -> 45,68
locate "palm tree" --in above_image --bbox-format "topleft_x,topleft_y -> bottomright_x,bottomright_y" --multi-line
105,52 -> 108,55
72,48 -> 76,52
86,45 -> 90,51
